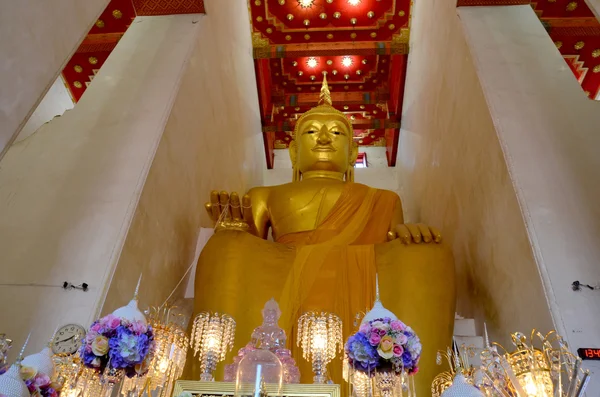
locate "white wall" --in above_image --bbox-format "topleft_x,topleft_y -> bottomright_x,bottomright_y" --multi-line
459,5 -> 600,388
15,76 -> 74,143
398,0 -> 555,364
0,0 -> 266,358
102,0 -> 265,314
0,14 -> 202,358
0,0 -> 109,157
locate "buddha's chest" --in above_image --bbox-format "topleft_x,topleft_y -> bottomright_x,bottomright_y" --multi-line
268,182 -> 345,234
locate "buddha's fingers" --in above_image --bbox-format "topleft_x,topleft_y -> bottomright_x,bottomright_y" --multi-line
387,231 -> 396,242
429,226 -> 443,243
395,224 -> 412,245
210,190 -> 221,222
405,224 -> 422,244
417,223 -> 433,243
219,191 -> 231,219
242,194 -> 253,225
205,203 -> 215,221
230,192 -> 243,220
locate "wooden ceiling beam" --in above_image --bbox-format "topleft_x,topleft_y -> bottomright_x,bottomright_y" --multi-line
253,37 -> 408,59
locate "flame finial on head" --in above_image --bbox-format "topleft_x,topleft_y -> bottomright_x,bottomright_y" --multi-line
318,72 -> 332,107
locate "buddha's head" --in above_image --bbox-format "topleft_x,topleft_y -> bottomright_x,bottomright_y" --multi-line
290,74 -> 358,181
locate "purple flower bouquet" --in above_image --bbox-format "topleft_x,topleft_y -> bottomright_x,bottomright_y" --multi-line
23,373 -> 58,397
80,314 -> 154,378
345,317 -> 421,376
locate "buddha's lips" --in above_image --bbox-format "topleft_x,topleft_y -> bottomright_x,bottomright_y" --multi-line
312,146 -> 336,152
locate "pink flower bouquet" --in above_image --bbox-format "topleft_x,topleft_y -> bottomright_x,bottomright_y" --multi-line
80,314 -> 154,378
345,317 -> 421,375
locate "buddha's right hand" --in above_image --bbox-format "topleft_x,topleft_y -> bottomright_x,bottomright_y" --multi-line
205,191 -> 255,234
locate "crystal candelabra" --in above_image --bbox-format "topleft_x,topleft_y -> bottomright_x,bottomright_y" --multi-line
432,342 -> 478,397
297,311 -> 343,383
475,329 -> 591,397
192,312 -> 236,381
0,334 -> 12,374
120,306 -> 190,397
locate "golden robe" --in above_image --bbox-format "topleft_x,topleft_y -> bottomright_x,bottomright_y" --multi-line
190,183 -> 455,389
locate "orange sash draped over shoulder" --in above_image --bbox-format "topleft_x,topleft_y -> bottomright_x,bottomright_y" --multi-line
276,183 -> 398,383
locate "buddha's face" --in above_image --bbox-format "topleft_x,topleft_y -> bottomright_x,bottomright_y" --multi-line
295,115 -> 352,174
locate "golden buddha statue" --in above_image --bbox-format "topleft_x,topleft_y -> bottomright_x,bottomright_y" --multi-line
189,75 -> 455,394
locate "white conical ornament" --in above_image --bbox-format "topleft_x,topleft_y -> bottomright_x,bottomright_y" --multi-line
0,334 -> 31,397
361,275 -> 397,324
21,346 -> 55,378
112,274 -> 147,325
441,374 -> 485,397
0,365 -> 29,397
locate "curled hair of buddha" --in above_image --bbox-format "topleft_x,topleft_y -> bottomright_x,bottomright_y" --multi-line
290,73 -> 358,182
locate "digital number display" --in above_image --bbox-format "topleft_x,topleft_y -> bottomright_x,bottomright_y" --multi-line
577,348 -> 600,360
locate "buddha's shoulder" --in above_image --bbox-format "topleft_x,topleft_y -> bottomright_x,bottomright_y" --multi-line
349,182 -> 401,201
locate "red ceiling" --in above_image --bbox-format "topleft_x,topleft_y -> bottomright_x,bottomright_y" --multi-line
458,0 -> 600,100
250,0 -> 410,168
61,0 -> 205,102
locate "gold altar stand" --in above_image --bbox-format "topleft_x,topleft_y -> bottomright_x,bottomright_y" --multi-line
173,381 -> 340,397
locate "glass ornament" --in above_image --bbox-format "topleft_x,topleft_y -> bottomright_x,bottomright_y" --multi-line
234,348 -> 283,397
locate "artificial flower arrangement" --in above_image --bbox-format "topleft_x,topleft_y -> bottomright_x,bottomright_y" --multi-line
20,367 -> 59,397
80,313 -> 154,378
345,317 -> 421,375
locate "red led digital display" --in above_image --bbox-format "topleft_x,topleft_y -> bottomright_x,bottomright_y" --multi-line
577,348 -> 600,360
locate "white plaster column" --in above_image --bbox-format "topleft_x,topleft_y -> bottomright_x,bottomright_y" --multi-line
0,0 -> 265,358
0,14 -> 202,357
15,76 -> 74,143
398,0 -> 555,370
0,0 -> 109,157
459,5 -> 600,387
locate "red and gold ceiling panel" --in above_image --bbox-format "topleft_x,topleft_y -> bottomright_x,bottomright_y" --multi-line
456,0 -> 529,5
458,0 -> 600,100
89,0 -> 136,34
532,0 -> 594,18
272,55 -> 387,91
251,0 -> 409,44
61,0 -> 205,102
551,32 -> 600,98
251,0 -> 409,168
132,0 -> 205,15
63,52 -> 112,102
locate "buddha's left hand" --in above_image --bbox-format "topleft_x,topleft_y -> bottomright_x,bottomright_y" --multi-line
387,224 -> 443,244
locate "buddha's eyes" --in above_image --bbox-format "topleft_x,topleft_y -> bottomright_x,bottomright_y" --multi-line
304,129 -> 342,135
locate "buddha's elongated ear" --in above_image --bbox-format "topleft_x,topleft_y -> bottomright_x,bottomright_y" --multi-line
345,141 -> 358,182
289,140 -> 297,166
349,141 -> 358,166
289,140 -> 301,182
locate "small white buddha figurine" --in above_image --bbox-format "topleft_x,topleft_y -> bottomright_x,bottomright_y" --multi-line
224,299 -> 300,383
251,298 -> 287,350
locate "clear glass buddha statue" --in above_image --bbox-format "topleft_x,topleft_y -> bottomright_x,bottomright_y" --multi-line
225,299 -> 300,384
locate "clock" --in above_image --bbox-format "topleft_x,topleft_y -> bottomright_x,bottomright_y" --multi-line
51,324 -> 86,355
